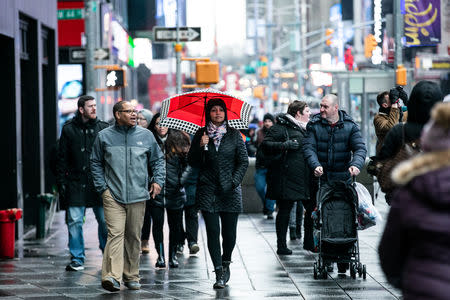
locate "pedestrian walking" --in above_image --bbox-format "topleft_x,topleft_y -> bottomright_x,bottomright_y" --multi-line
180,163 -> 200,254
377,80 -> 443,205
254,113 -> 276,219
262,101 -> 313,255
90,101 -> 165,292
188,98 -> 248,289
379,102 -> 450,299
56,95 -> 109,272
136,108 -> 154,255
303,94 -> 366,272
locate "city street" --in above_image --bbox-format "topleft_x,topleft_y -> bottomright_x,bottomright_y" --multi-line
0,194 -> 401,299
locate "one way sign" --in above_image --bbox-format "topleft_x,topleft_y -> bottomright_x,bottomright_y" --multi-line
153,27 -> 201,43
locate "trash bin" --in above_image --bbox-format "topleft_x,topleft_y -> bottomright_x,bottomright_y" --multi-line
36,194 -> 54,239
0,208 -> 23,259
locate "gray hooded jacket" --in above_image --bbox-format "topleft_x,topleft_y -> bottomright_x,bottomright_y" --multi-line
90,123 -> 165,204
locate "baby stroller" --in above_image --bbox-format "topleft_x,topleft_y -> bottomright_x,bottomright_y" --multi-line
312,179 -> 367,279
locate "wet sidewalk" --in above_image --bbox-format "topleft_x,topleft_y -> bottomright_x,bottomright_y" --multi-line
0,195 -> 400,299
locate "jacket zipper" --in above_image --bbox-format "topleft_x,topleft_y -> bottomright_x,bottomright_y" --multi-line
125,130 -> 128,202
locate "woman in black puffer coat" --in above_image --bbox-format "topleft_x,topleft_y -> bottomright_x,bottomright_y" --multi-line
262,101 -> 313,255
188,98 -> 248,289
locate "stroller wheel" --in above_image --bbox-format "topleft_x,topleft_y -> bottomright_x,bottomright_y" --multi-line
358,263 -> 362,277
313,263 -> 318,280
362,265 -> 367,279
350,264 -> 356,279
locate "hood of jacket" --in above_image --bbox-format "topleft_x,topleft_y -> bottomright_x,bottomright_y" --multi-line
392,150 -> 450,207
276,114 -> 304,131
407,80 -> 443,125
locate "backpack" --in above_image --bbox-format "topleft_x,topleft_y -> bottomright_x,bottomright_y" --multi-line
376,124 -> 422,193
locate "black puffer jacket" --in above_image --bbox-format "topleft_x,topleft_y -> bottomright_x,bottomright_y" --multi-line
261,114 -> 311,201
188,127 -> 248,213
56,113 -> 109,208
151,154 -> 187,210
303,110 -> 366,183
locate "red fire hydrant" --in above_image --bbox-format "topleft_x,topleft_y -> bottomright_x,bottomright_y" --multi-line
0,208 -> 23,258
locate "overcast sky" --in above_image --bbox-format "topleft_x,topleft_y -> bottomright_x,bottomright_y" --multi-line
186,0 -> 246,57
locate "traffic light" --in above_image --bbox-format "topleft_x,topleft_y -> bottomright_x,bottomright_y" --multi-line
259,56 -> 268,78
105,69 -> 125,88
364,34 -> 378,58
253,85 -> 265,99
196,61 -> 220,84
325,28 -> 334,46
396,64 -> 407,86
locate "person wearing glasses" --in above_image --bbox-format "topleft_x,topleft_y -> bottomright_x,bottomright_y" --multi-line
91,101 -> 165,292
137,109 -> 153,129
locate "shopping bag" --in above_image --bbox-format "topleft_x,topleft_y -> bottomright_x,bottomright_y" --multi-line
355,182 -> 382,230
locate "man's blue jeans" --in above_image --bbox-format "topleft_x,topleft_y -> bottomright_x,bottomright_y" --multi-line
66,206 -> 107,264
254,168 -> 275,213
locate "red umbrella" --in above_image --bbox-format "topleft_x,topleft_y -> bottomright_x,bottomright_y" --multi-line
159,89 -> 252,134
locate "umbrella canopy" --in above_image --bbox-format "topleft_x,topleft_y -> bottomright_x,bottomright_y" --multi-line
159,89 -> 252,134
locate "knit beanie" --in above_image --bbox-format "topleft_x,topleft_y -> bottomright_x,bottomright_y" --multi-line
421,102 -> 450,152
205,98 -> 228,124
139,109 -> 153,124
407,81 -> 443,124
263,113 -> 275,123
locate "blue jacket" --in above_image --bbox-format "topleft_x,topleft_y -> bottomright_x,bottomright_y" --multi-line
303,110 -> 367,182
90,123 -> 165,204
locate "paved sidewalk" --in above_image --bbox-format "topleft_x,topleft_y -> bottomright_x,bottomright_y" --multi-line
0,195 -> 400,299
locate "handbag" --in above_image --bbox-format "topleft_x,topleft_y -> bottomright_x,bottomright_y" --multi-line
377,124 -> 421,193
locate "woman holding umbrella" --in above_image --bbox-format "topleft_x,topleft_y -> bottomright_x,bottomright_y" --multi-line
188,98 -> 249,289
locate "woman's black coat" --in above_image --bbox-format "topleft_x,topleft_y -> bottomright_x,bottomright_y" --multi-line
188,126 -> 248,213
262,114 -> 311,202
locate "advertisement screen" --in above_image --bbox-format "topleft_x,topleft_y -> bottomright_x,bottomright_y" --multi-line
58,64 -> 83,129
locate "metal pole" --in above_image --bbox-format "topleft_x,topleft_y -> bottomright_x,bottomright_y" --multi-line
254,0 -> 258,60
394,0 -> 403,68
294,0 -> 303,99
266,0 -> 273,113
85,0 -> 97,99
175,0 -> 182,94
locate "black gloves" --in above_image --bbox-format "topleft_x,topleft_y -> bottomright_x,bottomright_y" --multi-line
282,139 -> 300,150
389,86 -> 408,105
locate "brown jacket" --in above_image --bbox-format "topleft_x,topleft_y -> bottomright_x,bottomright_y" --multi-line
374,107 -> 401,155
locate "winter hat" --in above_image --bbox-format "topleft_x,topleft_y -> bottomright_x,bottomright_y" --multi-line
407,80 -> 443,124
205,98 -> 228,124
263,113 -> 275,123
421,102 -> 450,152
139,109 -> 153,124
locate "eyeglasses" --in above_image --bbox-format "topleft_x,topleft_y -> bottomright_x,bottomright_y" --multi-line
119,110 -> 138,114
137,117 -> 147,121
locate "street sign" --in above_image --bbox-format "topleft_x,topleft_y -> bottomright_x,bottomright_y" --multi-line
69,48 -> 110,62
94,48 -> 110,60
153,27 -> 201,43
58,8 -> 84,20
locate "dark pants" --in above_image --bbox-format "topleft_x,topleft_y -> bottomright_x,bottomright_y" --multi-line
141,200 -> 152,240
166,208 -> 183,254
276,199 -> 314,250
182,205 -> 199,245
202,211 -> 239,269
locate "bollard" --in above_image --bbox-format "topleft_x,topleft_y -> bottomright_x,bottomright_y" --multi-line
0,208 -> 23,258
36,194 -> 54,239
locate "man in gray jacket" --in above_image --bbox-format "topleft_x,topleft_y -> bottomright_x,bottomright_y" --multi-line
91,100 -> 165,292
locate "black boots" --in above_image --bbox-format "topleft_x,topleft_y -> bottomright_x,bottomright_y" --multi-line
155,243 -> 166,268
222,261 -> 231,283
169,250 -> 179,268
213,266 -> 226,289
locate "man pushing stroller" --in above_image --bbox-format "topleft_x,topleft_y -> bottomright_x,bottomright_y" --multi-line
303,94 -> 367,273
